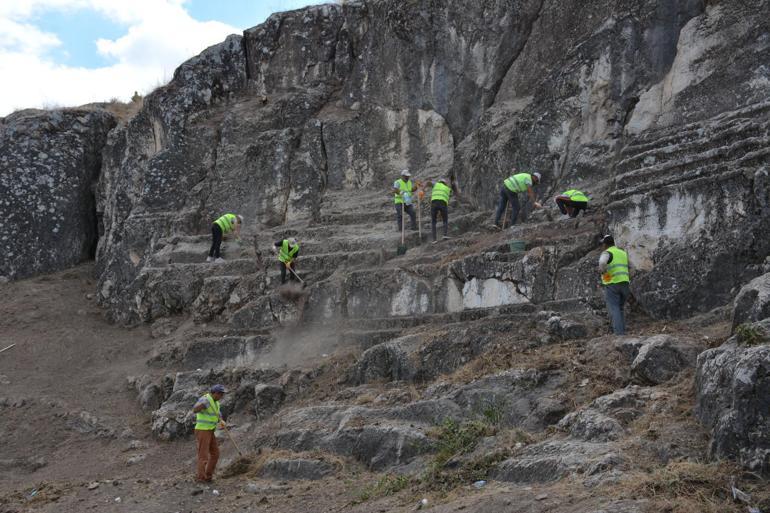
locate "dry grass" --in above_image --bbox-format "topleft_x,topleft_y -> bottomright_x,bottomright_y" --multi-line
221,448 -> 348,480
614,461 -> 760,513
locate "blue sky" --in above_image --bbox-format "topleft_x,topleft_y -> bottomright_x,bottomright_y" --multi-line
0,0 -> 325,115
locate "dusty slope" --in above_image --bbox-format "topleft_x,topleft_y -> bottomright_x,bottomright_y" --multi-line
2,262 -> 767,513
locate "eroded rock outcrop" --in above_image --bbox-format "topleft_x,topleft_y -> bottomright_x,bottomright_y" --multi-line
0,108 -> 116,280
695,319 -> 770,473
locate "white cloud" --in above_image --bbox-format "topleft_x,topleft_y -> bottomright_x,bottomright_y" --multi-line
0,0 -> 239,116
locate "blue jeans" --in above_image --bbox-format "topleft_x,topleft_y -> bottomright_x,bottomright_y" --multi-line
604,282 -> 631,335
494,187 -> 520,227
395,203 -> 416,231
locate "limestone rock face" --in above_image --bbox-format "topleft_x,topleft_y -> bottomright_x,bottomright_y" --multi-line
0,108 -> 116,280
732,272 -> 770,329
695,320 -> 770,473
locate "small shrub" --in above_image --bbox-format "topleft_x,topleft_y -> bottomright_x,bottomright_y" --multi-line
356,474 -> 411,502
735,324 -> 764,346
480,397 -> 505,426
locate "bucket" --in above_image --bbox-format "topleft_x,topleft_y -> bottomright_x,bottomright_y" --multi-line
508,240 -> 527,253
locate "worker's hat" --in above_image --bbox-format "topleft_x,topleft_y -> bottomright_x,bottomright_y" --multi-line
400,169 -> 411,177
532,172 -> 542,183
211,384 -> 226,394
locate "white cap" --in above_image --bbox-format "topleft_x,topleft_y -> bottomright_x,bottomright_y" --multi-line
400,169 -> 411,177
236,214 -> 244,223
532,172 -> 542,182
438,177 -> 449,184
289,237 -> 297,245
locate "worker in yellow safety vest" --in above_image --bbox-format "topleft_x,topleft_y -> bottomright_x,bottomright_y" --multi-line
493,169 -> 542,228
555,189 -> 589,218
425,177 -> 458,244
192,384 -> 226,482
273,237 -> 300,284
392,169 -> 417,232
599,235 -> 631,335
207,213 -> 243,263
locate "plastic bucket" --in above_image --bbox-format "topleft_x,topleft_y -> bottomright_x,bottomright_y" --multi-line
508,240 -> 527,252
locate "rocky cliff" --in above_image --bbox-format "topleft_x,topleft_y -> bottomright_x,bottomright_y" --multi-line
2,0 -> 770,510
0,109 -> 115,280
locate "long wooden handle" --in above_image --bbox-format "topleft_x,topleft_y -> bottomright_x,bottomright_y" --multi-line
221,424 -> 244,456
418,194 -> 421,239
401,205 -> 405,244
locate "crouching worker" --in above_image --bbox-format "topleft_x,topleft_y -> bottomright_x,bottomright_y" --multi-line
192,384 -> 226,482
273,237 -> 300,284
493,170 -> 542,228
555,189 -> 589,218
208,213 -> 243,263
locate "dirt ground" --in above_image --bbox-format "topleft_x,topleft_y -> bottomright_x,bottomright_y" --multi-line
0,265 -> 489,513
1,264 -> 758,513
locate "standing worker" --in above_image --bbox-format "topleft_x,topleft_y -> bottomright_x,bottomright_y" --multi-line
192,384 -> 226,482
493,169 -> 542,228
555,189 -> 589,218
599,235 -> 631,335
392,169 -> 417,232
426,177 -> 457,244
273,237 -> 300,284
207,213 -> 243,263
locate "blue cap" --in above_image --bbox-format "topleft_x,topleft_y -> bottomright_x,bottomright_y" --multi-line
211,384 -> 226,394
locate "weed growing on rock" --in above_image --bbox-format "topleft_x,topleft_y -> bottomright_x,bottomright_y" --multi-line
735,323 -> 765,346
355,474 -> 412,503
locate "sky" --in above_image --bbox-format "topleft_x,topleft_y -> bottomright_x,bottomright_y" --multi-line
0,0 -> 325,116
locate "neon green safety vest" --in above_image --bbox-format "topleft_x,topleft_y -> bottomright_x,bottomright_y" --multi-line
214,213 -> 237,234
431,182 -> 451,205
394,179 -> 413,204
194,393 -> 221,431
563,189 -> 589,203
278,239 -> 299,264
504,173 -> 533,193
602,246 -> 630,285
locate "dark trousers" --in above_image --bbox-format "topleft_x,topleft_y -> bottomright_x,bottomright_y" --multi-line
280,261 -> 298,284
556,197 -> 587,218
431,200 -> 448,241
494,187 -> 520,227
209,224 -> 223,258
604,282 -> 631,335
395,203 -> 417,231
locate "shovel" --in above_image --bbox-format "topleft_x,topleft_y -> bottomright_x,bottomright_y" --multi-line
287,264 -> 304,284
397,205 -> 408,255
417,188 -> 422,244
220,422 -> 244,456
501,202 -> 511,230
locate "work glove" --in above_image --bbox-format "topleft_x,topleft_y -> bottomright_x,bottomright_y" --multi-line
534,201 -> 542,209
218,420 -> 226,429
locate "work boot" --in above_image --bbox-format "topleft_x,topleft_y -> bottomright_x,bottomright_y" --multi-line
214,258 -> 225,264
442,235 -> 450,240
431,240 -> 438,245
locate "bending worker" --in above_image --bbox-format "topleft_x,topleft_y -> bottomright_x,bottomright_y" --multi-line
392,169 -> 417,232
599,235 -> 631,335
494,169 -> 542,228
208,213 -> 242,263
555,189 -> 589,218
426,177 -> 458,244
273,237 -> 300,284
192,384 -> 226,482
